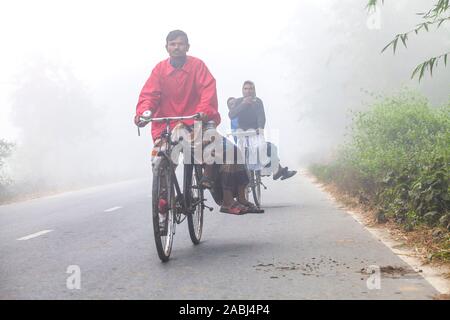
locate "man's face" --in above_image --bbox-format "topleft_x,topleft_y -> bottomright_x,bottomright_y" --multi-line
242,84 -> 256,98
166,36 -> 190,58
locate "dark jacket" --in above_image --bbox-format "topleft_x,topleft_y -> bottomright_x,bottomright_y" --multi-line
228,97 -> 266,130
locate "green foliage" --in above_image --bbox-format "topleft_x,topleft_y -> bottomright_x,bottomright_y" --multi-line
367,0 -> 450,81
411,52 -> 449,81
311,91 -> 450,231
0,139 -> 14,193
0,139 -> 14,168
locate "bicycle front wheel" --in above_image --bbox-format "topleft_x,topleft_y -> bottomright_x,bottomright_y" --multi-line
185,164 -> 204,245
251,170 -> 262,207
152,158 -> 175,262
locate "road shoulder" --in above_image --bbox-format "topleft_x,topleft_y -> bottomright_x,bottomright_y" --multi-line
305,170 -> 450,299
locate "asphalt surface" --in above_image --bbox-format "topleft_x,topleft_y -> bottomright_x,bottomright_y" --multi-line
0,172 -> 439,299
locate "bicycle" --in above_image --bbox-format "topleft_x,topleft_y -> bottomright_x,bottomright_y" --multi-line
138,113 -> 213,262
227,129 -> 267,208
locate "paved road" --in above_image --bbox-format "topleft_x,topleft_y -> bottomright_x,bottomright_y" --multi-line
0,172 -> 439,299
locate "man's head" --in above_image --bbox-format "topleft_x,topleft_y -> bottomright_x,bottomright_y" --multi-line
227,97 -> 236,110
165,30 -> 190,58
242,80 -> 256,98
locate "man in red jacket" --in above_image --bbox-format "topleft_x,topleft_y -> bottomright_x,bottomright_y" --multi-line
134,30 -> 261,217
135,30 -> 220,138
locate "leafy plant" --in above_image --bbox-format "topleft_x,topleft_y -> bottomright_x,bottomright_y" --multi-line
367,0 -> 450,81
311,91 -> 450,231
0,139 -> 14,194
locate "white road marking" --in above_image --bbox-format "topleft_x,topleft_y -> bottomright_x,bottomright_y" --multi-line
17,230 -> 53,241
104,206 -> 122,213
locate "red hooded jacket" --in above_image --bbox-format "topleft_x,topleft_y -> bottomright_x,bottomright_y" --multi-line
136,56 -> 221,141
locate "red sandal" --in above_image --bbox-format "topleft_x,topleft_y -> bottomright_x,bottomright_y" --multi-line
220,202 -> 248,215
239,201 -> 265,214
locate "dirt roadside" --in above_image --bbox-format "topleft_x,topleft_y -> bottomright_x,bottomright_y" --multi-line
304,170 -> 450,299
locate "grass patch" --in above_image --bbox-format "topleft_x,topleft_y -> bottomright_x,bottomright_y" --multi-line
310,90 -> 449,261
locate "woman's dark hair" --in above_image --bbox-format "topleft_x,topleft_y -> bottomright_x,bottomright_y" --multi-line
242,80 -> 255,88
166,30 -> 189,44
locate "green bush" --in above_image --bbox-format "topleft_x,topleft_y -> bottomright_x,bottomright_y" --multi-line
311,91 -> 450,230
0,139 -> 14,196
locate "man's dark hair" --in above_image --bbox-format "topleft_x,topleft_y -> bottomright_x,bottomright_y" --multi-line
243,80 -> 255,88
166,30 -> 189,44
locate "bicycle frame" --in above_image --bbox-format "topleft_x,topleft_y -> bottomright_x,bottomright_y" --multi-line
227,130 -> 267,207
158,120 -> 190,221
141,113 -> 205,220
139,113 -> 209,261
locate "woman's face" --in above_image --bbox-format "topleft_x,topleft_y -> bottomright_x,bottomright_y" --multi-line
242,84 -> 256,97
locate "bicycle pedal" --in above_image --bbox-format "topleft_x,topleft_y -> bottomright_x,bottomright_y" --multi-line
203,204 -> 214,212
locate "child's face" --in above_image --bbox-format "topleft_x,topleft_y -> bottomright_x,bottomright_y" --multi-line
227,98 -> 236,109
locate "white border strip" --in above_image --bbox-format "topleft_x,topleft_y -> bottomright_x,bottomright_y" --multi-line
104,206 -> 122,213
17,230 -> 53,241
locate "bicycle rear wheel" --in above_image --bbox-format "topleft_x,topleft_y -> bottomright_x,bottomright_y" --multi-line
250,170 -> 262,207
152,159 -> 175,262
185,164 -> 204,245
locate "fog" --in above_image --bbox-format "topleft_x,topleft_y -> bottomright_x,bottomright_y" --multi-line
0,0 -> 448,198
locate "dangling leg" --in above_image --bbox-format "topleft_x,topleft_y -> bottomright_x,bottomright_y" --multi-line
219,164 -> 248,215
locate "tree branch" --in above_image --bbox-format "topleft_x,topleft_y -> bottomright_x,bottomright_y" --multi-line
381,17 -> 450,54
411,52 -> 450,81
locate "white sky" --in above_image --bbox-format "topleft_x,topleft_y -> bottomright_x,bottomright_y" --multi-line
1,0 -> 448,162
0,0 -> 305,140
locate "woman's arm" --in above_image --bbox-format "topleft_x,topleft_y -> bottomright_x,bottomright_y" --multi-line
256,99 -> 266,129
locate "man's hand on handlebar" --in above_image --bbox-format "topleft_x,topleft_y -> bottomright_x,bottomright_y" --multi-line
134,110 -> 152,127
197,112 -> 208,122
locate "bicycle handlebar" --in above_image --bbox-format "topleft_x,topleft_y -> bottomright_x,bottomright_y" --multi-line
226,129 -> 259,137
139,113 -> 201,123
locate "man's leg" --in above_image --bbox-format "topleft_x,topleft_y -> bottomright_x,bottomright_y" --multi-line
267,142 -> 297,181
219,165 -> 248,215
151,141 -> 171,235
200,164 -> 214,189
